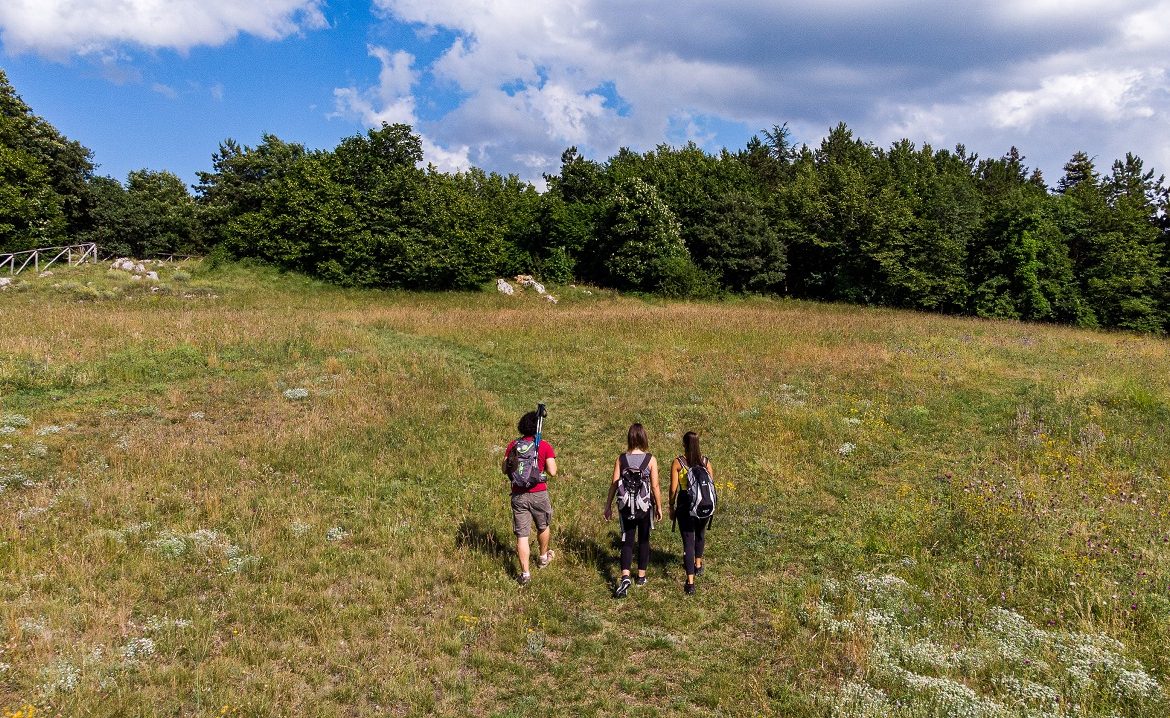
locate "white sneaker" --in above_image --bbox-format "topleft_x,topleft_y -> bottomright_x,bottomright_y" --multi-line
537,550 -> 555,568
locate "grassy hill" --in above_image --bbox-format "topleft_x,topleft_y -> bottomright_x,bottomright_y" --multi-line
1,260 -> 1168,717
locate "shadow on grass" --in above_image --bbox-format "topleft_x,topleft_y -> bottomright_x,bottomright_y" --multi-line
456,517 -> 679,591
557,521 -> 677,591
456,518 -> 517,578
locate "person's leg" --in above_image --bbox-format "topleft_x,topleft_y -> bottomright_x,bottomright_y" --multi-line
694,520 -> 707,571
516,535 -> 531,574
536,525 -> 551,560
636,515 -> 651,578
512,494 -> 533,579
679,512 -> 696,583
619,516 -> 635,577
534,491 -> 553,565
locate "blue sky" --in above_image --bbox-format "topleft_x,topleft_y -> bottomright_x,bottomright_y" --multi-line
2,0 -> 1168,190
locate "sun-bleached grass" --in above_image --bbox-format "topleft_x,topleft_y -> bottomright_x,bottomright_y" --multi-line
0,260 -> 1167,716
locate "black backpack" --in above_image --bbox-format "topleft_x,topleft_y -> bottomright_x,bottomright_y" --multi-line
505,437 -> 542,490
616,453 -> 653,521
679,455 -> 716,523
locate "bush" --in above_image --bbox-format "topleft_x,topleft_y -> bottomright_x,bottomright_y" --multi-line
654,254 -> 719,299
537,246 -> 575,284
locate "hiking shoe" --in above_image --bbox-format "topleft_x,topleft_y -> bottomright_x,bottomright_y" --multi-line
537,550 -> 555,568
614,576 -> 632,599
684,582 -> 696,595
518,572 -> 531,586
694,565 -> 704,577
634,576 -> 647,586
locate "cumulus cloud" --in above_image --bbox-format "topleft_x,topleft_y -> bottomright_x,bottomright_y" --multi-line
0,0 -> 327,56
341,0 -> 1170,181
332,45 -> 471,174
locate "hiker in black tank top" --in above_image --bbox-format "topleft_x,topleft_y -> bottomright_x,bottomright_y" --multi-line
604,423 -> 663,598
669,431 -> 714,594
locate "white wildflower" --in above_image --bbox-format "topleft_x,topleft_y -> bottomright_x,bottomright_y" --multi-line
36,425 -> 63,436
226,554 -> 260,573
289,520 -> 311,536
0,426 -> 16,435
1,414 -> 30,427
19,616 -> 49,637
831,680 -> 890,718
1115,668 -> 1163,700
843,417 -> 862,426
283,387 -> 309,400
27,442 -> 48,458
838,442 -> 856,456
121,637 -> 155,662
39,660 -> 80,694
187,528 -> 224,551
326,526 -> 349,542
189,411 -> 205,420
150,532 -> 187,558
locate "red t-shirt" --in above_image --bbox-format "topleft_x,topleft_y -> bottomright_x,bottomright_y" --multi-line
506,436 -> 556,494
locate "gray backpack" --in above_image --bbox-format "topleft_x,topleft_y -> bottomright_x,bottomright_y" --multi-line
616,453 -> 653,521
505,438 -> 542,490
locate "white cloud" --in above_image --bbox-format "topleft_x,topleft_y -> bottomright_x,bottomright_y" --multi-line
333,46 -> 418,126
337,0 -> 1170,182
0,0 -> 327,56
332,44 -> 471,174
151,82 -> 178,100
990,69 -> 1159,129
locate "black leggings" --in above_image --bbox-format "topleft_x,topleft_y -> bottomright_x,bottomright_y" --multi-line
678,507 -> 708,577
619,513 -> 652,573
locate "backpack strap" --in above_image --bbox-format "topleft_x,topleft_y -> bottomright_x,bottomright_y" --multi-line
637,453 -> 651,473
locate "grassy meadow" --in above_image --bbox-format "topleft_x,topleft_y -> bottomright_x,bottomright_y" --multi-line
1,259 -> 1168,717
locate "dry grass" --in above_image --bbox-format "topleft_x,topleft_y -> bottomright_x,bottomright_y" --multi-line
0,260 -> 1167,716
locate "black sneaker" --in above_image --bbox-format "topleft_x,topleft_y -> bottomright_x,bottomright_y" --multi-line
614,576 -> 632,599
694,565 -> 704,577
684,582 -> 696,595
635,576 -> 647,586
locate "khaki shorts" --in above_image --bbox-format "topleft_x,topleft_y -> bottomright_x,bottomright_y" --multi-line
511,490 -> 553,537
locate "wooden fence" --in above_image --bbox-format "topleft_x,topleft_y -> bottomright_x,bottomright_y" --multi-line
0,243 -> 99,276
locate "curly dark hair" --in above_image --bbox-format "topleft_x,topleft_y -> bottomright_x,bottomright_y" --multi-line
517,411 -> 539,437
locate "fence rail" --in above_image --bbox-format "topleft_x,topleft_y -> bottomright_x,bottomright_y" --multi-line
0,243 -> 99,276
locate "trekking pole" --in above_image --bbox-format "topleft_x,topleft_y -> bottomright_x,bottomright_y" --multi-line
534,403 -> 547,445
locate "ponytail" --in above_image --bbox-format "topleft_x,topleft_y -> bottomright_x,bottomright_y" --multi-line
683,431 -> 702,469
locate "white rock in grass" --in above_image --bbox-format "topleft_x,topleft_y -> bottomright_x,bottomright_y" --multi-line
496,278 -> 515,295
0,277 -> 11,288
544,294 -> 558,304
145,271 -> 159,281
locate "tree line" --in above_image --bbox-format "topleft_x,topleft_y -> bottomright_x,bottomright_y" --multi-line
3,69 -> 1168,332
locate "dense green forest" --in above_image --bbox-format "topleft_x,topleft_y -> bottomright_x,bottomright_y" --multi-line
2,68 -> 1168,332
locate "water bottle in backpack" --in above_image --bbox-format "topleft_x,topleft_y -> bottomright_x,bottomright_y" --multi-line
615,453 -> 653,521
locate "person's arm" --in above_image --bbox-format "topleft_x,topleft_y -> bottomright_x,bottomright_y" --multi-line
650,456 -> 663,521
545,457 -> 558,477
668,458 -> 680,519
603,458 -> 620,520
705,458 -> 714,482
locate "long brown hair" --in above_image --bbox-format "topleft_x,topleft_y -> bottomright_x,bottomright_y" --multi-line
627,423 -> 648,451
683,431 -> 702,468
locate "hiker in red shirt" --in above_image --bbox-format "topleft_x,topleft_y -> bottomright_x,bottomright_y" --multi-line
502,411 -> 557,586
